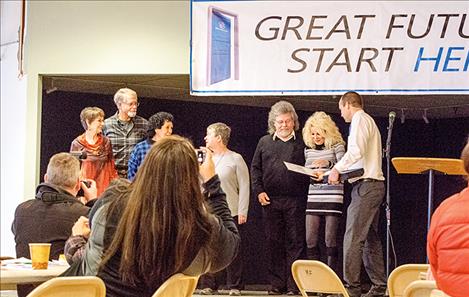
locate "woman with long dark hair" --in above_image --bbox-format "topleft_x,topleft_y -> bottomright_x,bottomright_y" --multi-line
93,135 -> 239,297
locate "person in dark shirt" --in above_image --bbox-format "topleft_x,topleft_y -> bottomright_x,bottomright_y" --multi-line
93,136 -> 239,297
12,152 -> 96,297
251,101 -> 309,295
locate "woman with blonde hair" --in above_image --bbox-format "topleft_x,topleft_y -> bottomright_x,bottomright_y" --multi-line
302,111 -> 345,274
92,135 -> 240,297
70,107 -> 118,196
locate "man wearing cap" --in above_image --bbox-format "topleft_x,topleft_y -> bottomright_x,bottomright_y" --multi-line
103,88 -> 149,178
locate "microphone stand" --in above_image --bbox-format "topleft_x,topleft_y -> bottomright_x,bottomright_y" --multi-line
385,116 -> 395,279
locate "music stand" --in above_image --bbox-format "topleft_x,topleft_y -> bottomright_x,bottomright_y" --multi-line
392,157 -> 466,234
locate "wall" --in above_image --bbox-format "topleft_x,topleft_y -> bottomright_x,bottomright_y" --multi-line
1,0 -> 28,257
1,1 -> 189,256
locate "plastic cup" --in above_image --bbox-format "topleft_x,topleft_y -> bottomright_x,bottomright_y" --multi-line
29,243 -> 51,269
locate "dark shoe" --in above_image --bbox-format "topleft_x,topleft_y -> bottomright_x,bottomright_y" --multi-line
268,288 -> 284,295
346,286 -> 362,297
361,285 -> 386,297
286,290 -> 300,296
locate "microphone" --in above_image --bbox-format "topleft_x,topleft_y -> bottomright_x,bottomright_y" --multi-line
70,151 -> 87,160
388,111 -> 396,126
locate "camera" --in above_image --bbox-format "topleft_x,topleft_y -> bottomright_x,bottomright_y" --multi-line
196,149 -> 206,164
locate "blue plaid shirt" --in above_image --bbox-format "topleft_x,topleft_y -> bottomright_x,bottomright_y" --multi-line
127,139 -> 154,181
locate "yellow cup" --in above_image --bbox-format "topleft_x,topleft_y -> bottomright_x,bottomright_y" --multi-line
29,243 -> 51,269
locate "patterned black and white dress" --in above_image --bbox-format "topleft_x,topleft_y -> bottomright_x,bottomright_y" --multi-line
305,143 -> 345,216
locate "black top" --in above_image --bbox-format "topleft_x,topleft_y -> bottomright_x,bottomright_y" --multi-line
12,183 -> 90,260
251,134 -> 309,199
97,175 -> 239,297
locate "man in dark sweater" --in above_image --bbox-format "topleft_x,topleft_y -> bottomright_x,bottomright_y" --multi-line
251,101 -> 309,295
12,152 -> 96,297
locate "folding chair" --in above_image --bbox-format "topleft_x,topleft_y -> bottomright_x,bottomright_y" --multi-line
27,276 -> 105,297
388,264 -> 430,297
152,273 -> 200,297
430,289 -> 452,297
291,260 -> 349,297
403,280 -> 437,297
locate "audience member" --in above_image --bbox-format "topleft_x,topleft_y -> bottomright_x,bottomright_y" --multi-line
103,88 -> 149,178
251,101 -> 309,295
302,111 -> 345,275
127,111 -> 173,180
427,138 -> 469,297
66,136 -> 240,297
12,152 -> 96,296
62,178 -> 131,276
328,92 -> 386,297
70,107 -> 118,196
199,122 -> 250,296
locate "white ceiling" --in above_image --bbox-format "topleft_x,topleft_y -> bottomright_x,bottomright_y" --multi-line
42,75 -> 469,120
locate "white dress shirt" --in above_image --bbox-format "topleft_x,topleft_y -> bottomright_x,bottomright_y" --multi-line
334,110 -> 384,183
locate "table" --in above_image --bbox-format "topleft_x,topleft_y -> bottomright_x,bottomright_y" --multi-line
0,263 -> 69,290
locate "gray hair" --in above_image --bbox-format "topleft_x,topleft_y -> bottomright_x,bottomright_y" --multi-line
46,153 -> 81,188
207,122 -> 231,145
113,88 -> 137,105
267,101 -> 299,135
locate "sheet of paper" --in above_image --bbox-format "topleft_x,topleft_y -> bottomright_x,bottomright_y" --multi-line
283,161 -> 330,176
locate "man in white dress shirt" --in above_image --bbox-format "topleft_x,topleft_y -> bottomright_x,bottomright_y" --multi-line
328,91 -> 386,297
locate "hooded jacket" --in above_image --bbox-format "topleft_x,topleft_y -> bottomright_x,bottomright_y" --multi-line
12,183 -> 90,260
427,186 -> 469,297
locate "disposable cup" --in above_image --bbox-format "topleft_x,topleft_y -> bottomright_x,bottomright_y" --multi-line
29,243 -> 51,270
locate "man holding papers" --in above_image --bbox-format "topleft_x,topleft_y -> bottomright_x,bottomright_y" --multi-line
328,92 -> 386,297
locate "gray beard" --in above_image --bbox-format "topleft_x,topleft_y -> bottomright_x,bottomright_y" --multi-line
127,111 -> 137,118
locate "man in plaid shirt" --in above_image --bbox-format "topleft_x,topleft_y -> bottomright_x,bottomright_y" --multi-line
103,88 -> 149,178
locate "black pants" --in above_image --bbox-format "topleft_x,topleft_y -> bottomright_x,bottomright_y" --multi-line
263,197 -> 306,292
199,216 -> 243,290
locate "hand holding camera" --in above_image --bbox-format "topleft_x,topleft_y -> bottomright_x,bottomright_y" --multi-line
80,179 -> 98,203
197,147 -> 216,182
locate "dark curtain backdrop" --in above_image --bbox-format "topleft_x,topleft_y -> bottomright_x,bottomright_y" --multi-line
41,91 -> 468,286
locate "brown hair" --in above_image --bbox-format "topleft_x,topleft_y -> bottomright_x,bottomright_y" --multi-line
101,135 -> 213,289
340,91 -> 363,108
80,107 -> 104,130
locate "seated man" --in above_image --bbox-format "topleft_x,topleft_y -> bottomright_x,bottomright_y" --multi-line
427,138 -> 469,297
11,152 -> 96,296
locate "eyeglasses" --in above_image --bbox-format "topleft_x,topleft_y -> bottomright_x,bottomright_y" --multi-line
122,101 -> 140,107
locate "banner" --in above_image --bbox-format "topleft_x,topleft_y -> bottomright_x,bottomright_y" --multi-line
190,1 -> 469,96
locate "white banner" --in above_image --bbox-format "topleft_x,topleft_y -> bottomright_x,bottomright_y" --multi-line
190,1 -> 469,96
